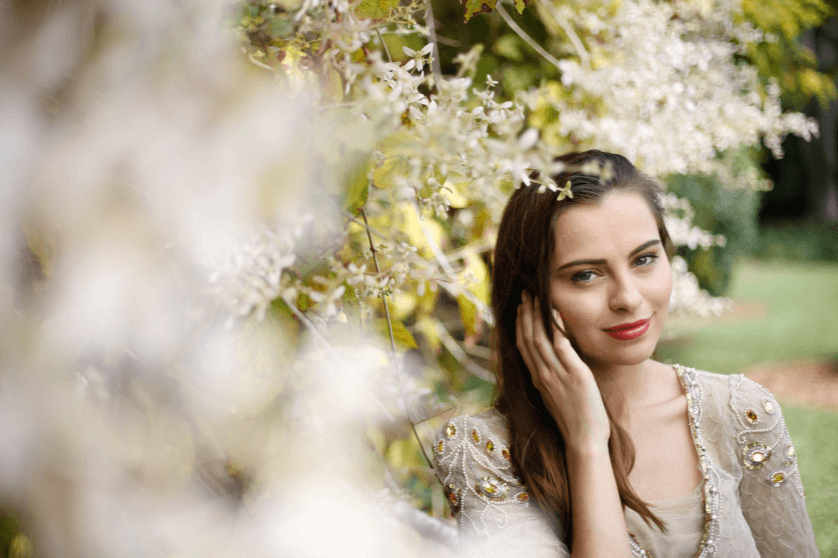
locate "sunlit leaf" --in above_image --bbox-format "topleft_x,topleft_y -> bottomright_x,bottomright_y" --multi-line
354,0 -> 400,20
462,0 -> 497,22
440,179 -> 469,209
372,131 -> 418,190
390,291 -> 419,322
374,317 -> 418,349
344,158 -> 371,213
414,315 -> 441,353
398,203 -> 446,260
456,248 -> 490,337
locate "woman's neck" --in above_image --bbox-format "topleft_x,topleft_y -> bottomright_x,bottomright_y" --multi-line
590,359 -> 678,424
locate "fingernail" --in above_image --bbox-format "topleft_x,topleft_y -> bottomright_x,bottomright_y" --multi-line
521,291 -> 528,302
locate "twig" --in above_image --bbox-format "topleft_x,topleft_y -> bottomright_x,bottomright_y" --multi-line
343,211 -> 390,242
434,34 -> 460,47
377,28 -> 392,62
435,320 -> 496,384
247,52 -> 274,71
285,298 -> 396,423
536,0 -> 590,69
443,239 -> 494,262
412,203 -> 494,326
424,0 -> 443,83
495,2 -> 563,74
361,208 -> 433,467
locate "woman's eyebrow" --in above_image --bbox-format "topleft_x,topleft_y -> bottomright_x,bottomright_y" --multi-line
555,239 -> 661,271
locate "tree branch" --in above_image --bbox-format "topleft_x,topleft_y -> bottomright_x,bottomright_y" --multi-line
495,2 -> 563,74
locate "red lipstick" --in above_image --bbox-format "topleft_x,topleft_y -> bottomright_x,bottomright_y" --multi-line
604,318 -> 651,340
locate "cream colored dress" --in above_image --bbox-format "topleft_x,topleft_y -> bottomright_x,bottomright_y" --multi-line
433,365 -> 819,557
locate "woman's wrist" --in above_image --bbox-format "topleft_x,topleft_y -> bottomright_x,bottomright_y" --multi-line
565,438 -> 611,462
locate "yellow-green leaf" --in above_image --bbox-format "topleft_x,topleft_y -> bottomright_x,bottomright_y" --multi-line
374,318 -> 418,349
354,0 -> 399,20
372,131 -> 417,190
344,157 -> 371,213
456,248 -> 490,337
463,0 -> 497,22
513,0 -> 527,14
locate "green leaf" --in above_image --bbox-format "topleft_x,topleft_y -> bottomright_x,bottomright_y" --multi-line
354,0 -> 399,20
513,0 -> 527,14
493,35 -> 524,62
344,157 -> 371,213
372,131 -> 417,189
267,15 -> 294,38
455,248 -> 490,337
462,0 -> 497,22
374,318 -> 418,349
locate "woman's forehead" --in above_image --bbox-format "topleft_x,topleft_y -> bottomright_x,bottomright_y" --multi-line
552,192 -> 660,258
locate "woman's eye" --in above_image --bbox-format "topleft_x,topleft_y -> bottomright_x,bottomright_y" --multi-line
572,271 -> 597,283
634,253 -> 659,267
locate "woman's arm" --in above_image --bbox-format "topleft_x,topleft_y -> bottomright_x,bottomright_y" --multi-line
434,413 -> 571,557
565,443 -> 632,557
517,293 -> 631,558
731,375 -> 819,557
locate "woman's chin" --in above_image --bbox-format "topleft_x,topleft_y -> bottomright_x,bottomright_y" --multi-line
584,337 -> 659,367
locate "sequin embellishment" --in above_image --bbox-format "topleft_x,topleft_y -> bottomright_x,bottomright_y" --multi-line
486,439 -> 495,455
436,439 -> 444,456
444,483 -> 462,514
476,477 -> 509,500
762,399 -> 775,414
768,470 -> 786,487
745,408 -> 759,425
670,364 -> 722,558
516,492 -> 529,503
471,428 -> 480,443
501,448 -> 511,460
785,443 -> 795,466
744,442 -> 771,470
445,422 -> 457,438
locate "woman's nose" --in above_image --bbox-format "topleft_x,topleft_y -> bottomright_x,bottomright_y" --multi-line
609,273 -> 644,313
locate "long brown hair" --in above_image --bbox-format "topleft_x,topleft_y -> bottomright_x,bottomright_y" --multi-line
491,150 -> 673,547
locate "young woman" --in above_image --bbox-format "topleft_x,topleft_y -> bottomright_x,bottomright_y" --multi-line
434,150 -> 819,557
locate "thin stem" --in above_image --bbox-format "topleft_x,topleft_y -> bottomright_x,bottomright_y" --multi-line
435,320 -> 496,384
361,208 -> 432,467
495,2 -> 563,74
377,28 -> 392,62
286,298 -> 396,423
536,0 -> 590,69
424,0 -> 443,83
247,52 -> 274,71
412,203 -> 493,326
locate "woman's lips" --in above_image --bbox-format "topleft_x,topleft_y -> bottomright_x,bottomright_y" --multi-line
604,319 -> 651,340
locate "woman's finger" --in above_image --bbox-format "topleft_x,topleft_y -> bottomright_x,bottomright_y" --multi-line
517,293 -> 547,386
530,296 -> 567,377
550,307 -> 589,373
516,302 -> 537,378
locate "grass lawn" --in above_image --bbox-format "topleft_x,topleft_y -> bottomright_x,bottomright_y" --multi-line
658,258 -> 838,557
658,259 -> 838,374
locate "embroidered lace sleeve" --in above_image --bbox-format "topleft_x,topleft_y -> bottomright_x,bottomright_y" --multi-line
434,411 -> 570,557
730,374 -> 819,557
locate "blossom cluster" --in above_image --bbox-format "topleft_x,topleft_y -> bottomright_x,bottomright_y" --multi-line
527,0 -> 818,179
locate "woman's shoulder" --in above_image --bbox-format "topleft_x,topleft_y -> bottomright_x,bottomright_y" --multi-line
433,408 -> 513,467
433,409 -> 565,549
677,364 -> 782,419
676,364 -> 789,453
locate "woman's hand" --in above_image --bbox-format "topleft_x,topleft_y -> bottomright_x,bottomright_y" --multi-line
516,291 -> 611,453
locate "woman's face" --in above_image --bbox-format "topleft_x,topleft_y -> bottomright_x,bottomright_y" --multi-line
548,191 -> 672,367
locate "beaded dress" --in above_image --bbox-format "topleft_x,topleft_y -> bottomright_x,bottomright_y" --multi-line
433,365 -> 819,557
